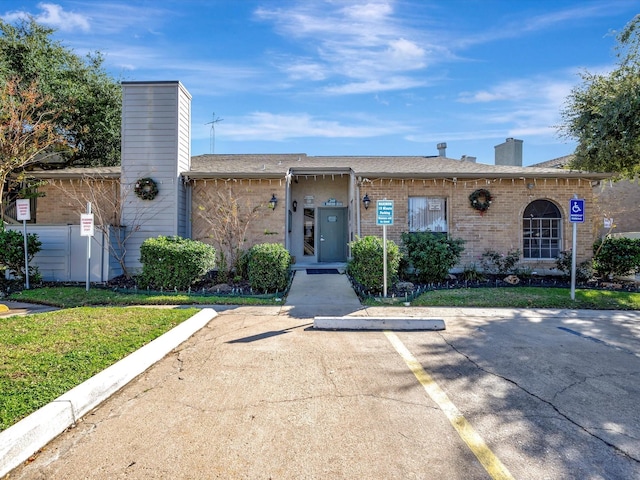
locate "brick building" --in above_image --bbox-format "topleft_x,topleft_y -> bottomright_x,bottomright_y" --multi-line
21,81 -> 610,279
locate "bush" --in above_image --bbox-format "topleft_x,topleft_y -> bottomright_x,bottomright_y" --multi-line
480,249 -> 521,275
247,243 -> 291,293
555,250 -> 593,282
592,237 -> 640,278
401,232 -> 465,283
138,236 -> 216,290
0,227 -> 42,283
347,236 -> 401,293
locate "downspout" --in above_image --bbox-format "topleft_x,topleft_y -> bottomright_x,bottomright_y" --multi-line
355,175 -> 362,239
185,177 -> 192,239
284,169 -> 291,251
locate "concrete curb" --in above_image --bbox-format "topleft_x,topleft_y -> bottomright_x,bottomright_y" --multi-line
0,308 -> 217,478
314,316 -> 446,331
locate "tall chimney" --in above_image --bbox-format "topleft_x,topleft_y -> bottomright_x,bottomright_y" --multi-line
494,138 -> 523,166
437,142 -> 447,157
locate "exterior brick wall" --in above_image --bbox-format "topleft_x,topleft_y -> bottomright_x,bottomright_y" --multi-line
36,179 -> 120,226
360,177 -> 595,268
593,179 -> 640,236
34,174 -> 599,273
190,178 -> 286,256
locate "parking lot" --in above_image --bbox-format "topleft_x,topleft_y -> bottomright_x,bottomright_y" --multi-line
10,305 -> 640,479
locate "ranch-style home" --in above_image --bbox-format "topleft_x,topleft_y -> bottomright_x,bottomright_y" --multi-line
8,81 -> 610,282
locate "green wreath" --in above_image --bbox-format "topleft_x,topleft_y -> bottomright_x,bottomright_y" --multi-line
469,188 -> 492,213
134,177 -> 159,200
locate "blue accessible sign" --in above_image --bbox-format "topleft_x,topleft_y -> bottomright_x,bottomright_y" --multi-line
376,200 -> 394,225
569,199 -> 585,223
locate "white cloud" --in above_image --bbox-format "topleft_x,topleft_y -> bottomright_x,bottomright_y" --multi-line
324,76 -> 426,94
2,3 -> 90,32
457,77 -> 574,105
217,112 -> 411,141
254,1 -> 442,93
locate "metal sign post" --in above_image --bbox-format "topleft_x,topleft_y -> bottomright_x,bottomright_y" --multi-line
15,199 -> 31,289
569,197 -> 585,301
80,203 -> 95,292
376,200 -> 394,297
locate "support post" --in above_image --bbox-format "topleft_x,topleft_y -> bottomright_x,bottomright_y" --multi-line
22,219 -> 29,290
86,203 -> 91,292
383,224 -> 388,298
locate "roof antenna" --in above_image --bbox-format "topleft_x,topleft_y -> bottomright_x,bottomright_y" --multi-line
205,112 -> 223,153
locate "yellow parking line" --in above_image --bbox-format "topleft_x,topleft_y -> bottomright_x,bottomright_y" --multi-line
385,331 -> 514,480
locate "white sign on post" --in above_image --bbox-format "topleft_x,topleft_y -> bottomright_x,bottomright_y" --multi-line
16,199 -> 31,221
80,213 -> 95,237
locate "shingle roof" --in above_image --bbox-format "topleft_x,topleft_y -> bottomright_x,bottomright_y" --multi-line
530,154 -> 574,169
27,153 -> 610,180
187,153 -> 610,179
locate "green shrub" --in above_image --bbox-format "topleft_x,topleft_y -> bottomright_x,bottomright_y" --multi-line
555,250 -> 593,282
347,236 -> 401,293
401,232 -> 465,283
592,237 -> 640,278
461,263 -> 484,282
0,227 -> 42,283
138,236 -> 216,290
247,243 -> 291,293
479,249 -> 521,275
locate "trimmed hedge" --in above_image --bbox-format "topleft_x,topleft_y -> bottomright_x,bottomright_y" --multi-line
593,237 -> 640,278
402,232 -> 465,283
138,236 -> 216,290
347,235 -> 401,293
247,243 -> 291,293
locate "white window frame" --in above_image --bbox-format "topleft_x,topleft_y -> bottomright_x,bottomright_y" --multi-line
522,200 -> 562,259
408,197 -> 448,233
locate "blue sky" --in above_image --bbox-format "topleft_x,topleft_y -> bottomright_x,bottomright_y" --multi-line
4,1 -> 639,165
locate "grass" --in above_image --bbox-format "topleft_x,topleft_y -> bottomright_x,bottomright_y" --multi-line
9,286 -> 280,308
0,307 -> 199,431
400,286 -> 640,309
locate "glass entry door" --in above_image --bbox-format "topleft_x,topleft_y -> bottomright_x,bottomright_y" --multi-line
303,208 -> 315,256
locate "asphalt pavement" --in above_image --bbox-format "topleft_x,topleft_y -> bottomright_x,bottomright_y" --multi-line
3,271 -> 640,479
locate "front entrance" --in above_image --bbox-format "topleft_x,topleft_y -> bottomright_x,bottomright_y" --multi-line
318,207 -> 347,262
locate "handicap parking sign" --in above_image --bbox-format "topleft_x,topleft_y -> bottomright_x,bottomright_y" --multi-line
569,199 -> 585,223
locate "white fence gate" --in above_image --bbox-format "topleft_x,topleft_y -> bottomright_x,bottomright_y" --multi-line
5,225 -> 124,282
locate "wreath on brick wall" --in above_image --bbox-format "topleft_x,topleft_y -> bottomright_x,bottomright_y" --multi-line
469,188 -> 492,214
134,177 -> 159,200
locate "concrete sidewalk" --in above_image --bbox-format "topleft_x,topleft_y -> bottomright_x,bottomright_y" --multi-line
282,269 -> 364,318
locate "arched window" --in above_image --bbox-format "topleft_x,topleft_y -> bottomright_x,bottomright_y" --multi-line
523,200 -> 562,259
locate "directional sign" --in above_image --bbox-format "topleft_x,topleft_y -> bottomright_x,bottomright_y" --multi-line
376,200 -> 394,225
569,199 -> 585,223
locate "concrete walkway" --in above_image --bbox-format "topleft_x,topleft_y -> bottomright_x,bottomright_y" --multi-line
281,269 -> 364,318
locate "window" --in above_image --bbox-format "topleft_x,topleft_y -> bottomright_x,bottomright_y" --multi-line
523,200 -> 562,259
408,197 -> 448,233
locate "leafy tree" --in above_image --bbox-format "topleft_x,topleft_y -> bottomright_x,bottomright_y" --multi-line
0,78 -> 65,217
560,15 -> 640,179
0,18 -> 121,168
193,189 -> 264,282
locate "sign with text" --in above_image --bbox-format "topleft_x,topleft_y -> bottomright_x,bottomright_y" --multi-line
569,198 -> 585,223
376,200 -> 394,225
15,199 -> 31,221
80,213 -> 95,237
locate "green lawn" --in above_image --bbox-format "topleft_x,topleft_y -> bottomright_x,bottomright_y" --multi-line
0,307 -> 199,431
408,286 -> 640,309
9,286 -> 279,308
